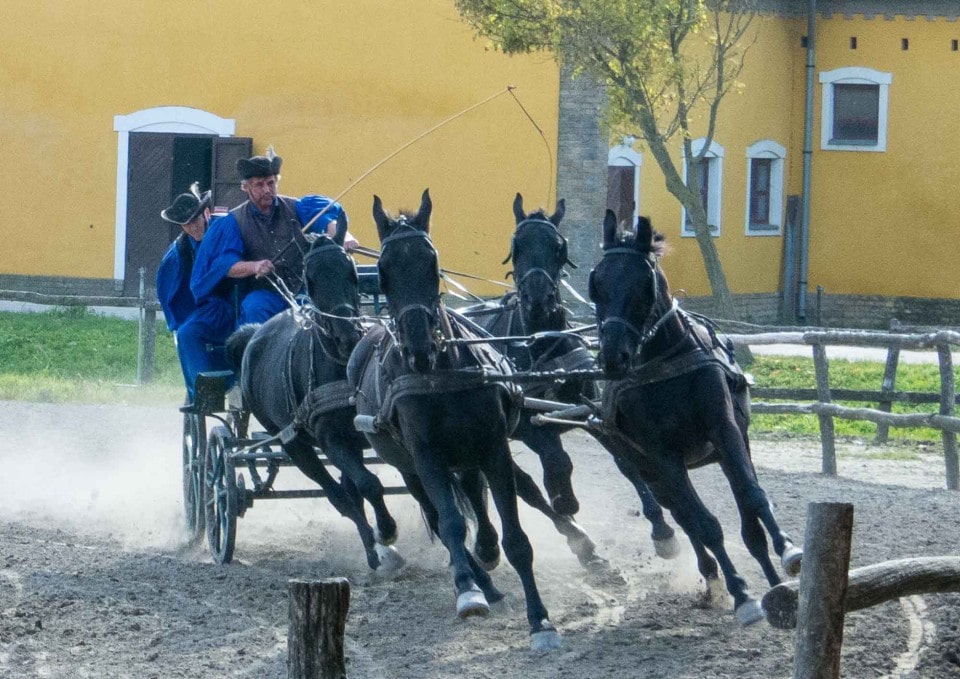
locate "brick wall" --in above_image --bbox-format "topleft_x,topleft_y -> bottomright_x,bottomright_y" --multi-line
556,63 -> 607,314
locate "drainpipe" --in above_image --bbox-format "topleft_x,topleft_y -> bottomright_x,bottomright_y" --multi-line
798,0 -> 816,323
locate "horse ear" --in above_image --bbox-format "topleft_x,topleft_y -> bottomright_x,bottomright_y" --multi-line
333,210 -> 348,247
513,193 -> 525,223
413,189 -> 432,233
549,198 -> 565,227
635,216 -> 653,250
602,209 -> 618,248
373,195 -> 390,241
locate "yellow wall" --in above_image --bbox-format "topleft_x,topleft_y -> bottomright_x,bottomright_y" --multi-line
632,14 -> 801,297
807,14 -> 960,298
0,1 -> 559,293
631,11 -> 960,301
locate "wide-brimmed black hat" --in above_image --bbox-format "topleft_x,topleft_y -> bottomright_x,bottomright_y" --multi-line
160,184 -> 212,225
237,152 -> 282,179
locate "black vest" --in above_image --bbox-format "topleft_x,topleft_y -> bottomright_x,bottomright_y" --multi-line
233,196 -> 308,292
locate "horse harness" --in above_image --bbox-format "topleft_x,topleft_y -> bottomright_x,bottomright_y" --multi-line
595,250 -> 748,431
354,223 -> 523,443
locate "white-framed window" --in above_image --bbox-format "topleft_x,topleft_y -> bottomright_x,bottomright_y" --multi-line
819,67 -> 892,152
745,140 -> 786,236
607,136 -> 643,228
682,138 -> 723,237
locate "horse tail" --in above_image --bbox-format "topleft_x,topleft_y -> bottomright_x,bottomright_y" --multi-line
225,323 -> 260,374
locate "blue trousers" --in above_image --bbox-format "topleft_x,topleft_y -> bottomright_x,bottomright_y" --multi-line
239,289 -> 289,325
176,299 -> 236,401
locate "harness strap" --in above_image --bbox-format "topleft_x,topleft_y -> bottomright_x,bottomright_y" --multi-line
294,379 -> 356,432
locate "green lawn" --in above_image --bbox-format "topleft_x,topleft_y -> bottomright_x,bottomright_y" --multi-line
0,307 -> 956,442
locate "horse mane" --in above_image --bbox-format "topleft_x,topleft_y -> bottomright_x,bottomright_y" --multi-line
608,216 -> 667,257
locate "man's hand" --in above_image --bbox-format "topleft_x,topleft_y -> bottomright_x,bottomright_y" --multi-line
252,259 -> 275,278
343,233 -> 360,251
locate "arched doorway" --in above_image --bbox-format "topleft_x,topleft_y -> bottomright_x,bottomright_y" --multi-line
113,106 -> 250,295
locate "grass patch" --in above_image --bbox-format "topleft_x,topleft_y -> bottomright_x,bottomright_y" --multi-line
749,356 -> 958,443
0,308 -> 183,405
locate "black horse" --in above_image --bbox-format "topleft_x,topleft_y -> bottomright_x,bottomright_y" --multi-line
226,215 -> 402,573
348,190 -> 561,651
460,194 -> 678,566
587,210 -> 802,624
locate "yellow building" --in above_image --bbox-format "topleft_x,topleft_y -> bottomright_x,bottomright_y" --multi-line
2,1 -> 958,327
0,0 -> 558,297
571,1 -> 960,326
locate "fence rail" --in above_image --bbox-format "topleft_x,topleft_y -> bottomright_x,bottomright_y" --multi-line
727,329 -> 960,491
0,270 -> 159,384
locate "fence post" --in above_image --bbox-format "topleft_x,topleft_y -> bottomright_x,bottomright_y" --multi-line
142,303 -> 156,384
937,343 -> 958,490
793,502 -> 854,679
875,342 -> 900,444
812,342 -> 836,475
288,577 -> 350,679
136,267 -> 145,385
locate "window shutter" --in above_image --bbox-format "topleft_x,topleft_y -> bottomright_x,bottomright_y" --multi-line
211,137 -> 253,210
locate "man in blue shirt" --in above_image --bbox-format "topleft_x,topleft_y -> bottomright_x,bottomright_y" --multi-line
190,149 -> 356,325
156,184 -> 233,400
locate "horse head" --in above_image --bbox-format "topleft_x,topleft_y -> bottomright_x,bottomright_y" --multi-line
302,211 -> 363,361
589,210 -> 667,378
506,193 -> 571,330
373,189 -> 440,374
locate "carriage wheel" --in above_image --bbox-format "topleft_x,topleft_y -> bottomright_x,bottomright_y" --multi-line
181,411 -> 206,541
204,425 -> 238,565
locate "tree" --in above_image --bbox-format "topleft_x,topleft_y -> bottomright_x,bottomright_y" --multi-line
453,0 -> 759,321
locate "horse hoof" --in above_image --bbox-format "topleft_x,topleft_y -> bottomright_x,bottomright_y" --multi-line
735,599 -> 765,626
781,545 -> 803,577
530,622 -> 562,652
374,525 -> 398,547
456,586 -> 490,619
653,535 -> 680,559
577,551 -> 610,572
374,544 -> 405,577
475,550 -> 501,572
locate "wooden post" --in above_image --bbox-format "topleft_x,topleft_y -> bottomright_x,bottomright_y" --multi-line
288,578 -> 350,679
812,343 -> 837,475
875,345 -> 899,443
793,502 -> 854,679
764,556 -> 960,628
142,305 -> 156,384
937,344 -> 959,490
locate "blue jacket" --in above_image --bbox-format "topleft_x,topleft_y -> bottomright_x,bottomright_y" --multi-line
156,235 -> 201,331
190,194 -> 344,304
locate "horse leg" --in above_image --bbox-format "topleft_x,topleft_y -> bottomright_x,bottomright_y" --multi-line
458,469 -> 502,571
644,459 -> 764,625
711,420 -> 802,581
401,470 -> 503,603
510,459 -> 606,570
283,439 -> 382,571
481,437 -> 561,651
518,424 -> 578,515
597,433 -> 677,558
317,425 -> 399,547
408,456 -> 501,618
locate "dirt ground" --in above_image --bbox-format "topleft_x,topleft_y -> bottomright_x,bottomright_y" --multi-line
1,400 -> 959,678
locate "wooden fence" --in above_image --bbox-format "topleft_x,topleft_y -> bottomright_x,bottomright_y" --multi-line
725,328 -> 960,491
0,269 -> 160,384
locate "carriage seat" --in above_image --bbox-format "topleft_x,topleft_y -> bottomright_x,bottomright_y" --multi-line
179,370 -> 236,415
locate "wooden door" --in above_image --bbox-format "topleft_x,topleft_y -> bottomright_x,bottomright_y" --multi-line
125,133 -> 177,296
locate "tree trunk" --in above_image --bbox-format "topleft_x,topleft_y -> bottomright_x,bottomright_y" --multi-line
288,578 -> 351,679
